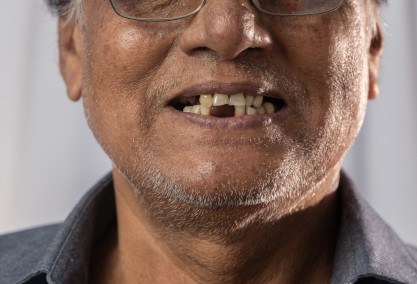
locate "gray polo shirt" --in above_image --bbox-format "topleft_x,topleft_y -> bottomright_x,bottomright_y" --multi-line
1,172 -> 417,284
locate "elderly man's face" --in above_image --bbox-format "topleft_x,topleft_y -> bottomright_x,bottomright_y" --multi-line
60,0 -> 381,212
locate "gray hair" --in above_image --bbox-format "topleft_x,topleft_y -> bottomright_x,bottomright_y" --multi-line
46,0 -> 83,23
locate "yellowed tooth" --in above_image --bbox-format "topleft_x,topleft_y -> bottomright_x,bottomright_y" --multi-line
229,93 -> 246,106
256,105 -> 266,115
253,96 -> 263,108
246,106 -> 257,115
213,93 -> 229,106
245,95 -> 254,107
235,106 -> 245,116
199,94 -> 213,107
192,105 -> 201,114
183,106 -> 193,113
263,102 -> 274,114
200,105 -> 210,115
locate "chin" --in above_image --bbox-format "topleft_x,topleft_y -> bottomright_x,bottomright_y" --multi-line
122,150 -> 320,209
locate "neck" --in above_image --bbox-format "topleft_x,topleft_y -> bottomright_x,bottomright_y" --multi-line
91,167 -> 340,284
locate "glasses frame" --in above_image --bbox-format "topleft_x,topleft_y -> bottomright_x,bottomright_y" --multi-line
108,0 -> 346,22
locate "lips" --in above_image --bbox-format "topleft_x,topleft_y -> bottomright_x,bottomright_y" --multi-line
165,81 -> 289,129
167,81 -> 287,118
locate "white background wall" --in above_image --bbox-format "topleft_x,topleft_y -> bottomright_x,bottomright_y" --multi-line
1,1 -> 416,246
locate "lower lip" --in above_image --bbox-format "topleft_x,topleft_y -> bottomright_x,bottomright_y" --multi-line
166,106 -> 289,130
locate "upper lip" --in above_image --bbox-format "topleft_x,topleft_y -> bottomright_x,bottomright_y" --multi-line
166,81 -> 286,106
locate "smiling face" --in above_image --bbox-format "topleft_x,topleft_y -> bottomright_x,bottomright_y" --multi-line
60,0 -> 382,222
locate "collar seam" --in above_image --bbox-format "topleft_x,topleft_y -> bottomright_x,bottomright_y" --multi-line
47,175 -> 113,281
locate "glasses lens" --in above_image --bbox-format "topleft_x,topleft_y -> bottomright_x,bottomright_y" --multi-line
255,0 -> 343,15
111,0 -> 203,20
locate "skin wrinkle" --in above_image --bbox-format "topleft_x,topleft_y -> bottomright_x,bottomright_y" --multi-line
57,0 -> 385,282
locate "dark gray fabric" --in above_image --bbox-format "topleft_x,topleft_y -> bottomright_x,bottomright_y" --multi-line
1,171 -> 416,284
0,173 -> 116,284
0,224 -> 61,284
331,174 -> 417,284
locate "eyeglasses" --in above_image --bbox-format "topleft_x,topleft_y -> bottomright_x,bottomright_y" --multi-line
108,0 -> 345,22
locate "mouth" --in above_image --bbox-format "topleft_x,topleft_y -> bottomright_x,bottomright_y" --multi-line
164,82 -> 289,130
170,93 -> 286,117
167,82 -> 287,118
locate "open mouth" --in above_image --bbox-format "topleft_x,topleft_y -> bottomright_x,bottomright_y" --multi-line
170,93 -> 286,118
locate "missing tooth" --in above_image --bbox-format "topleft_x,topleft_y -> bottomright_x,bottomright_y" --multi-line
170,94 -> 286,116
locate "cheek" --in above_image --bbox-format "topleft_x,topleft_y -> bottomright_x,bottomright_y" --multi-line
270,6 -> 370,161
87,24 -> 175,87
324,9 -> 370,133
81,22 -> 179,164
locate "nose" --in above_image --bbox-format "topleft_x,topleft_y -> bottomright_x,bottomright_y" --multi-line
178,0 -> 273,60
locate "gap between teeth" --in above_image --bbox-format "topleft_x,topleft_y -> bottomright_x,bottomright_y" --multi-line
181,93 -> 276,116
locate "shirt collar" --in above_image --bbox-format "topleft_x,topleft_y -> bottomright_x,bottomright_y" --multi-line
23,171 -> 416,283
331,172 -> 417,284
41,172 -> 116,284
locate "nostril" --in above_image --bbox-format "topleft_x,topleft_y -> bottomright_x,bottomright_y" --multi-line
178,3 -> 273,61
186,47 -> 214,57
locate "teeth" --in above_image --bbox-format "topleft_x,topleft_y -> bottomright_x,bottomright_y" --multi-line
183,106 -> 193,113
235,106 -> 245,116
200,104 -> 210,115
213,93 -> 229,106
263,102 -> 275,115
191,105 -> 201,114
246,106 -> 257,115
256,105 -> 266,115
245,95 -> 254,107
229,93 -> 246,106
199,94 -> 213,107
253,96 -> 263,108
180,93 -> 281,117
